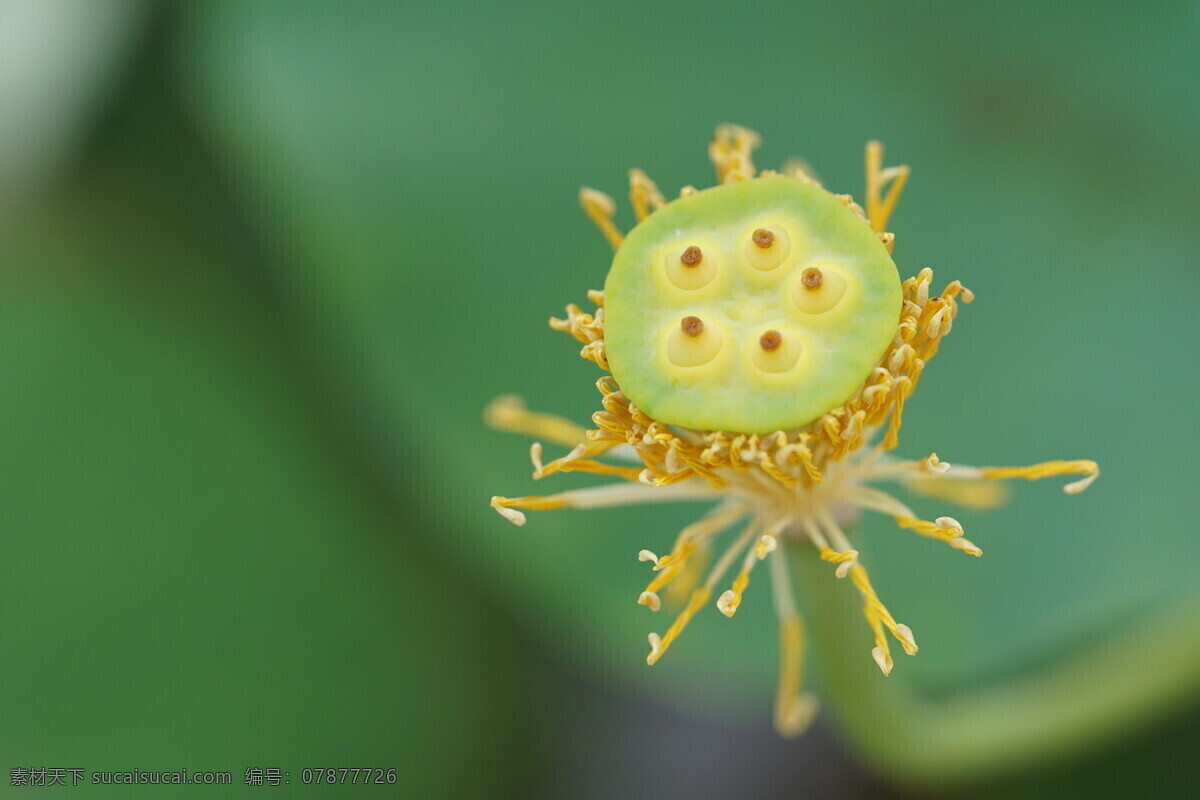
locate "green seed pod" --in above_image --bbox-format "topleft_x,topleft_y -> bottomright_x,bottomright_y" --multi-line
603,175 -> 902,433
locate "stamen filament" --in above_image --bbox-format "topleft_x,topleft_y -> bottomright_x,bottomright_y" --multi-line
848,485 -> 916,518
579,186 -> 624,250
717,516 -> 789,617
647,587 -> 711,665
491,480 -> 717,526
848,563 -> 918,675
905,474 -> 1011,510
484,395 -> 589,448
647,517 -> 759,664
640,503 -> 747,604
864,141 -> 910,233
812,510 -> 858,578
894,515 -> 981,556
769,538 -> 817,737
981,459 -> 1100,495
629,168 -> 666,221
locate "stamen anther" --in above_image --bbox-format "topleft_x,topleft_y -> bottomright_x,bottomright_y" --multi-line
638,591 -> 662,612
925,453 -> 951,474
754,534 -> 778,559
872,646 -> 893,676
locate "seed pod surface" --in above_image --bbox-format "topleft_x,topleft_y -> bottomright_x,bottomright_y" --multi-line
603,176 -> 901,433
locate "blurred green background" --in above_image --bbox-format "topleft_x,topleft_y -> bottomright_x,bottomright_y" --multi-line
1,1 -> 1197,797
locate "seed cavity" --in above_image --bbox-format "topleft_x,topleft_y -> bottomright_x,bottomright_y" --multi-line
752,228 -> 776,249
681,315 -> 704,337
801,267 -> 823,290
759,329 -> 782,351
680,246 -> 703,266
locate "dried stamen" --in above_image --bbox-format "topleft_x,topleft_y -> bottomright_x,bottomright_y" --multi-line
681,316 -> 705,337
680,245 -> 703,266
801,267 -> 824,290
752,228 -> 776,249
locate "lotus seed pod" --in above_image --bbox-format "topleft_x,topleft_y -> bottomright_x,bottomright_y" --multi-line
603,175 -> 902,433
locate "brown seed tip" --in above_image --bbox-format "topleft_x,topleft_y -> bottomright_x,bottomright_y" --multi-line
680,246 -> 703,266
752,228 -> 776,249
681,316 -> 705,337
759,330 -> 782,351
801,267 -> 824,290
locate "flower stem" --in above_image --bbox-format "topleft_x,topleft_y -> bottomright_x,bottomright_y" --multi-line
790,547 -> 1200,787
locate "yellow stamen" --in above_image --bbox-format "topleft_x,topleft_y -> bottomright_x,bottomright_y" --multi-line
492,480 -> 717,527
894,515 -> 981,556
579,186 -> 623,250
628,168 -> 666,222
864,141 -> 910,233
647,587 -> 711,665
718,516 -> 793,617
484,395 -> 589,448
646,504 -> 747,581
848,563 -> 917,675
648,542 -> 696,578
664,545 -> 710,606
865,140 -> 881,222
717,569 -> 751,618
924,452 -> 950,474
651,540 -> 696,573
552,458 -> 644,482
981,459 -> 1100,495
650,516 -> 758,659
641,508 -> 738,603
754,534 -> 778,559
489,494 -> 565,525
533,440 -> 626,480
780,156 -> 821,185
875,169 -> 909,233
819,546 -> 860,579
907,474 -> 1011,510
768,534 -> 817,737
709,124 -> 760,183
810,508 -> 864,581
883,376 -> 913,450
774,615 -> 817,737
637,591 -> 661,612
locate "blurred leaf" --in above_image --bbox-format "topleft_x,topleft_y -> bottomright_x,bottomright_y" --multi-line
0,0 -> 149,208
179,0 -> 1200,785
0,55 -> 528,798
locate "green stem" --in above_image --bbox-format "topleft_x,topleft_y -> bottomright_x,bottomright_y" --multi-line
791,548 -> 1200,787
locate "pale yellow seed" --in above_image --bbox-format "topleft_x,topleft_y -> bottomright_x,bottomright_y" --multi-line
751,328 -> 801,373
744,226 -> 791,271
793,265 -> 847,314
667,317 -> 723,367
666,245 -> 717,290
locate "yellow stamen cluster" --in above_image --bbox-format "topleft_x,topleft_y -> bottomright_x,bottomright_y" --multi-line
488,126 -> 1099,737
